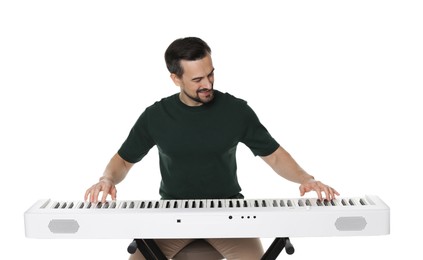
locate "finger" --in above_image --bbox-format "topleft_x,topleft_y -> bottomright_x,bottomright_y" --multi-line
90,189 -> 96,203
101,189 -> 109,203
333,188 -> 340,196
314,186 -> 323,201
86,186 -> 98,203
299,185 -> 306,197
329,188 -> 337,200
331,188 -> 340,200
327,187 -> 340,200
323,186 -> 332,200
111,186 -> 117,201
85,185 -> 98,202
91,184 -> 102,203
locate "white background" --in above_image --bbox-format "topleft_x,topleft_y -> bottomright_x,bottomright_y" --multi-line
1,0 -> 422,259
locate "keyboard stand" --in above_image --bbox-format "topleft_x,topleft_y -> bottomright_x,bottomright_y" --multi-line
261,237 -> 295,259
128,237 -> 294,260
128,239 -> 167,260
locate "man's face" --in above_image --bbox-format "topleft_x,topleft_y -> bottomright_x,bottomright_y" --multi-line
171,54 -> 215,106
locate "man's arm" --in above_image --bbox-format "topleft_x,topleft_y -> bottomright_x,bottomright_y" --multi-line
261,146 -> 339,200
84,153 -> 134,203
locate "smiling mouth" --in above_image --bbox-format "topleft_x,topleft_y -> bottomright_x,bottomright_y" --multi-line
197,88 -> 214,95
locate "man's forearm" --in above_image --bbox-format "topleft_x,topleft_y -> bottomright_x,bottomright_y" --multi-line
261,146 -> 314,184
100,153 -> 133,185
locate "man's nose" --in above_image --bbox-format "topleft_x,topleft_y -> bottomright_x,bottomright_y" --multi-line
202,77 -> 213,89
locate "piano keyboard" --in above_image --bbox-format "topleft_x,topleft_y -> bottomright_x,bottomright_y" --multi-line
24,195 -> 390,239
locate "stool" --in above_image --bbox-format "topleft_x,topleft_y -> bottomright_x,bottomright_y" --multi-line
173,239 -> 225,260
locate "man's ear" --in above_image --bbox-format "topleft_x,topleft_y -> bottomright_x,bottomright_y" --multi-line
170,73 -> 181,87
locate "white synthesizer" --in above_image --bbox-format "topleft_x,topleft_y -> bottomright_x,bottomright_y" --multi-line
24,195 -> 390,239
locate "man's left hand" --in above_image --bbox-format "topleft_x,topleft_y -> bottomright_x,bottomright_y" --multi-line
299,179 -> 339,201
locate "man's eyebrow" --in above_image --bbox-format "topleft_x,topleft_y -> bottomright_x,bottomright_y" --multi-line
192,68 -> 215,82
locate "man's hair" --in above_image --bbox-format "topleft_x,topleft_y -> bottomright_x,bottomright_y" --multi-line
164,37 -> 211,78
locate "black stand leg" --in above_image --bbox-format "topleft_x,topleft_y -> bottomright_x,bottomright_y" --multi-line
127,240 -> 138,254
128,239 -> 167,260
261,237 -> 294,260
284,238 -> 295,255
144,239 -> 167,259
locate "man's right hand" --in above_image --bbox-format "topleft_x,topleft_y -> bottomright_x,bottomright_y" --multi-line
83,153 -> 133,203
84,177 -> 117,203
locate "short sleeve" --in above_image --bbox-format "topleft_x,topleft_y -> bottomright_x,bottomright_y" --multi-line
118,109 -> 156,163
240,104 -> 279,157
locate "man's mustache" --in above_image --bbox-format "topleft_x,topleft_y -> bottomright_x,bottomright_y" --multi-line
197,88 -> 213,93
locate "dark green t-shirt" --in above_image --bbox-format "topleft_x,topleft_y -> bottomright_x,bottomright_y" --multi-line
118,90 -> 279,199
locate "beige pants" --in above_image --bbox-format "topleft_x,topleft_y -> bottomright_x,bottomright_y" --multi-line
129,238 -> 264,260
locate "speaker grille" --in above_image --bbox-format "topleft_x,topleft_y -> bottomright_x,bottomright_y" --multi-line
335,216 -> 367,231
48,219 -> 79,233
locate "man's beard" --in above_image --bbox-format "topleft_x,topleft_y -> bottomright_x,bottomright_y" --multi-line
184,86 -> 214,104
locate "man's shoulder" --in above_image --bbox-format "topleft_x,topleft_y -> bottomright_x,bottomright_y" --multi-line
156,93 -> 179,104
145,93 -> 178,110
216,90 -> 248,105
